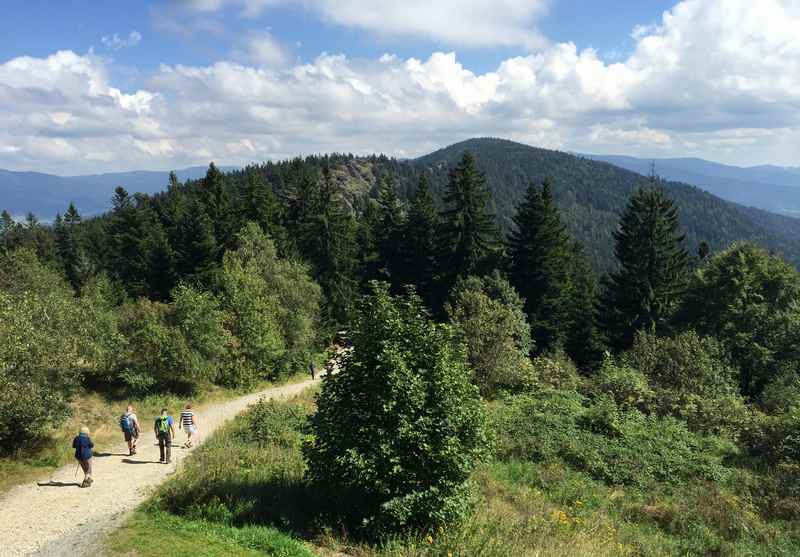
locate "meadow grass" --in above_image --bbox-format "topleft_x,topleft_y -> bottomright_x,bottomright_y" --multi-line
103,388 -> 800,557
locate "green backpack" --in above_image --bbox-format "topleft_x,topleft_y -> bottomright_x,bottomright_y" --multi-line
156,415 -> 170,434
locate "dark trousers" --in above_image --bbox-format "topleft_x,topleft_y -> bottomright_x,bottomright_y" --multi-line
158,432 -> 172,462
78,458 -> 92,476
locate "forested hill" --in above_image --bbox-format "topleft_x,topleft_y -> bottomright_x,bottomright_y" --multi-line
407,138 -> 800,269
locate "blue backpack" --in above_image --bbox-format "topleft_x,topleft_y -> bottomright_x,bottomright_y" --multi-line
120,414 -> 133,433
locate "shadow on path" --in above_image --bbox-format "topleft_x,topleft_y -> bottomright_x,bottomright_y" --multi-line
121,458 -> 157,465
37,481 -> 82,488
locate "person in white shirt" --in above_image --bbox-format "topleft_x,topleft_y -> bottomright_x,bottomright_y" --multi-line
179,403 -> 198,448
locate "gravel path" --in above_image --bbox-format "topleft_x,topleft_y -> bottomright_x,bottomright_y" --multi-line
0,377 -> 319,557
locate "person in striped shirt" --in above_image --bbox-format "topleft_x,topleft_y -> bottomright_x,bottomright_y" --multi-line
179,403 -> 198,448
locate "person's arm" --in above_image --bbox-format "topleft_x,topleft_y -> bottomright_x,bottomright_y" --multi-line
178,415 -> 182,430
89,438 -> 94,449
170,417 -> 176,437
72,437 -> 78,449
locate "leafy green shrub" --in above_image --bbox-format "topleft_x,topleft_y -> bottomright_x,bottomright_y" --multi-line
760,368 -> 800,414
589,356 -> 654,411
491,390 -> 734,488
529,351 -> 583,391
305,282 -> 488,535
446,272 -> 533,396
241,398 -> 309,449
622,330 -> 748,436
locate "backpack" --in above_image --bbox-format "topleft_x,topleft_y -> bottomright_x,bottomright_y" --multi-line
120,414 -> 133,433
156,415 -> 170,434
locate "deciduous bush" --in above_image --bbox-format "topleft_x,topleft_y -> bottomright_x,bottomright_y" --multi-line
622,330 -> 749,436
446,272 -> 533,396
305,282 -> 488,535
0,250 -> 85,452
491,390 -> 734,488
588,356 -> 654,412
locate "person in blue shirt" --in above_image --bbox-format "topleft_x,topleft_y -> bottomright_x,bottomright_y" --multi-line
72,426 -> 94,487
153,408 -> 176,464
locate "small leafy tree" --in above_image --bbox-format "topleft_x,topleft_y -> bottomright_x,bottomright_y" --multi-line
677,242 -> 800,397
218,227 -> 285,385
446,272 -> 534,396
305,282 -> 487,535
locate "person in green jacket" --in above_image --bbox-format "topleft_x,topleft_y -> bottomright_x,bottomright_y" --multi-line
153,408 -> 175,464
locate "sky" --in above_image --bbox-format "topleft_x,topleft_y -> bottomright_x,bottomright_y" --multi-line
0,0 -> 798,174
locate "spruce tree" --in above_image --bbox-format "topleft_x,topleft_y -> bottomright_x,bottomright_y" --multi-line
439,152 -> 498,290
373,177 -> 405,287
602,184 -> 688,351
176,197 -> 217,287
200,162 -> 231,251
507,179 -> 573,352
565,241 -> 605,370
108,187 -> 150,296
238,169 -> 286,251
56,202 -> 92,292
401,174 -> 440,306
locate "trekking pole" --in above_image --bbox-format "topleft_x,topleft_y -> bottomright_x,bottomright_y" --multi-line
74,461 -> 80,478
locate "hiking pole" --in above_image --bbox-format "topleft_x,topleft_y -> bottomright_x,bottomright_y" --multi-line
74,461 -> 80,478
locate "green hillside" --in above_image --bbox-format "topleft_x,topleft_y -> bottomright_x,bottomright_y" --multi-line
411,138 -> 800,269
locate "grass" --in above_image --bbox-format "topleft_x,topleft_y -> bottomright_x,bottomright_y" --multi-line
0,369 -> 311,495
107,508 -> 315,557
103,388 -> 800,557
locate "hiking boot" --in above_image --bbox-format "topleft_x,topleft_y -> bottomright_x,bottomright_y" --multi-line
80,478 -> 90,488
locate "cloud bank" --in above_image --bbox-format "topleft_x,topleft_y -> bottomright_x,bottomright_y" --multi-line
1,0 -> 799,174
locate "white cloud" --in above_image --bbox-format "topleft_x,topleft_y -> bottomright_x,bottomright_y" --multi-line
234,32 -> 291,66
2,0 -> 800,173
101,31 -> 142,50
304,0 -> 550,49
177,0 -> 550,48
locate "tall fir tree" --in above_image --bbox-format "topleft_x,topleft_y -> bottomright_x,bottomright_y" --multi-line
144,222 -> 176,301
507,179 -> 574,352
601,184 -> 689,351
238,168 -> 287,252
55,202 -> 93,292
401,174 -> 440,308
108,187 -> 151,296
565,241 -> 605,370
438,152 -> 498,292
200,162 -> 232,252
176,197 -> 218,287
373,177 -> 405,287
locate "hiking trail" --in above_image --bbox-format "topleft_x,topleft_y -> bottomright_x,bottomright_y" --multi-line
0,376 -> 321,557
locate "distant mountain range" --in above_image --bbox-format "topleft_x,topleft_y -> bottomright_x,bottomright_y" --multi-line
583,154 -> 800,216
0,166 -> 237,219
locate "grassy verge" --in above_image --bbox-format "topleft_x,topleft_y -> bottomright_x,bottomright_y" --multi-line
104,388 -> 318,557
103,389 -> 800,557
0,369 -> 310,495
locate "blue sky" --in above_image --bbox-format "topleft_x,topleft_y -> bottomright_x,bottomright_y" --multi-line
0,0 -> 798,174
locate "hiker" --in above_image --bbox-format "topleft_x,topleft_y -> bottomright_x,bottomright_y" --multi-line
179,403 -> 198,448
308,361 -> 316,380
120,404 -> 141,456
154,408 -> 176,464
72,426 -> 94,488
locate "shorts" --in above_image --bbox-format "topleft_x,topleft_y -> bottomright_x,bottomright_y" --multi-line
187,425 -> 198,435
124,430 -> 138,442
